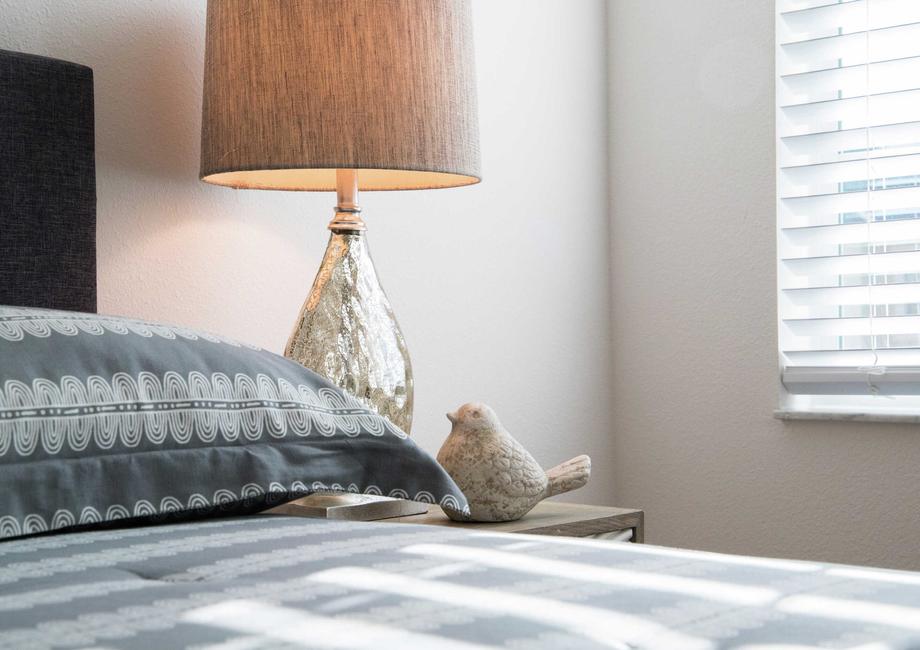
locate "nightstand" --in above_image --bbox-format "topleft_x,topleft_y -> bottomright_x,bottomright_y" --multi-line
388,501 -> 644,542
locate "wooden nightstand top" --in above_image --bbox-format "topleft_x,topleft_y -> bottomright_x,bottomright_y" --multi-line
388,501 -> 644,542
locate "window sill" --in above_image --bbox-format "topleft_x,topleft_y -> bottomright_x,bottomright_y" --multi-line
774,409 -> 920,424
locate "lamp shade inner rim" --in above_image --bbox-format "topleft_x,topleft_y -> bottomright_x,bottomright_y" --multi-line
200,167 -> 481,192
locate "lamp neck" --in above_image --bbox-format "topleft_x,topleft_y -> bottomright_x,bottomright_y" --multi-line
328,169 -> 366,232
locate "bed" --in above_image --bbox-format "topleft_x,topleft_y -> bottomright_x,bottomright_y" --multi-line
3,49 -> 920,650
6,516 -> 920,649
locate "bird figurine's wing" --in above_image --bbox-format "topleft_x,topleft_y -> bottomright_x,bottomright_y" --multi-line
484,434 -> 548,500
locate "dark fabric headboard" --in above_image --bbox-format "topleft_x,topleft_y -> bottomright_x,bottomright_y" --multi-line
0,49 -> 96,312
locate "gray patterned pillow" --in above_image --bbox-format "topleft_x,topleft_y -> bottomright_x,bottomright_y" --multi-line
0,306 -> 468,539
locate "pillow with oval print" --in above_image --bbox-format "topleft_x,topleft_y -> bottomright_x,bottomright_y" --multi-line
0,305 -> 468,539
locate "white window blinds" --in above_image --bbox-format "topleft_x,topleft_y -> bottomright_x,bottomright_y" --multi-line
776,0 -> 920,414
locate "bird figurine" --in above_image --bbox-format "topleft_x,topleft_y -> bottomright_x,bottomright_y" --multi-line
437,402 -> 591,522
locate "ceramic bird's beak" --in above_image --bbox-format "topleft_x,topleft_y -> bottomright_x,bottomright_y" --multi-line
446,411 -> 458,425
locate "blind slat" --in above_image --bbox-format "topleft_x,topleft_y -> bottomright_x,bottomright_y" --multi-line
781,150 -> 920,171
783,365 -> 920,395
779,152 -> 920,199
780,185 -> 920,227
783,347 -> 920,367
779,56 -> 920,106
782,249 -> 920,278
779,88 -> 920,138
782,216 -> 920,247
781,0 -> 860,15
782,281 -> 920,307
779,21 -> 920,74
784,313 -> 920,336
780,120 -> 920,167
780,19 -> 920,48
780,0 -> 920,43
782,0 -> 862,13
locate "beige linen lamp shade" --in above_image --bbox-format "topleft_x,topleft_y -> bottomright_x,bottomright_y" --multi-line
200,0 -> 481,191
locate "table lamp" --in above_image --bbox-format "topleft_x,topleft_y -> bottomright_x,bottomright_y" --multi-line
199,0 -> 481,434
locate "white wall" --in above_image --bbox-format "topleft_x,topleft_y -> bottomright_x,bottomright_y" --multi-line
608,0 -> 920,570
0,0 -> 614,501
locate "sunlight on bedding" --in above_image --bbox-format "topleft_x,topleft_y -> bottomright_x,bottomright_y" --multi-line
776,595 -> 920,631
827,566 -> 920,585
306,566 -> 713,650
400,543 -> 780,606
184,599 -> 493,650
482,534 -> 823,572
734,643 -> 895,650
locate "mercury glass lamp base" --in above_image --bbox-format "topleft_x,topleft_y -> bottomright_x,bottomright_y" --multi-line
284,227 -> 414,434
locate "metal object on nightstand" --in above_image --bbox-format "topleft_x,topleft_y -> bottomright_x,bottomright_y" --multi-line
266,492 -> 429,521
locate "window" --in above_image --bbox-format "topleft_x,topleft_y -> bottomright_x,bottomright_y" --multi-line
776,0 -> 920,417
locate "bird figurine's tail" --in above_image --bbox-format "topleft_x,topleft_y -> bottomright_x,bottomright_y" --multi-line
544,455 -> 591,498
